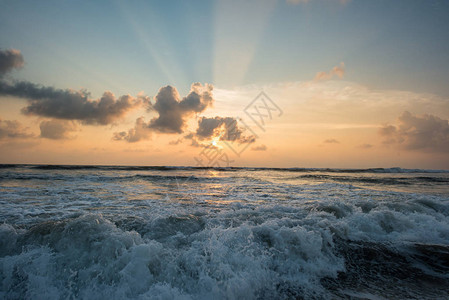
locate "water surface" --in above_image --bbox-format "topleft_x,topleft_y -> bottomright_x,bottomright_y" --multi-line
1,165 -> 448,299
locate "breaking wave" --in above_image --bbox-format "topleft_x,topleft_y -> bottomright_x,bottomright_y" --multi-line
1,165 -> 449,299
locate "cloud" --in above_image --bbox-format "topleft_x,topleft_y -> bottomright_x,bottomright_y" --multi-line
112,117 -> 152,143
148,83 -> 214,133
0,49 -> 24,75
357,143 -> 373,149
195,116 -> 256,144
179,117 -> 257,148
0,118 -> 34,139
251,144 -> 267,151
183,132 -> 203,147
39,120 -> 78,140
0,81 -> 143,125
0,50 -> 145,125
196,117 -> 240,141
113,83 -> 215,142
379,111 -> 449,153
314,62 -> 345,81
324,138 -> 340,144
169,138 -> 183,145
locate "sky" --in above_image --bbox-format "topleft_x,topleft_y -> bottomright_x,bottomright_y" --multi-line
1,0 -> 449,169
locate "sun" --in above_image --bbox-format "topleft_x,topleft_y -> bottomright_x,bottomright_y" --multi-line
210,137 -> 223,149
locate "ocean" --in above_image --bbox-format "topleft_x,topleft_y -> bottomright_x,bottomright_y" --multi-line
0,164 -> 448,299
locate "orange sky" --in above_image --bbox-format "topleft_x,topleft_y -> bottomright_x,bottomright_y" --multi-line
1,76 -> 449,169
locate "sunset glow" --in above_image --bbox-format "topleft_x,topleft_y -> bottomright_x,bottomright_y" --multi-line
1,0 -> 448,169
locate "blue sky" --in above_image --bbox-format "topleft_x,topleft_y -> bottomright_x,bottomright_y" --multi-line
1,0 -> 448,96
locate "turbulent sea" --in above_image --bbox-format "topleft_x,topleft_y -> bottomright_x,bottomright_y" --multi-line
1,165 -> 449,299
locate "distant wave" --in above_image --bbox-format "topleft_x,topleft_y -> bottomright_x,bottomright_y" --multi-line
0,172 -> 200,183
4,172 -> 446,189
291,174 -> 449,185
0,164 -> 448,173
0,164 -> 21,169
31,165 -> 184,171
264,167 -> 449,174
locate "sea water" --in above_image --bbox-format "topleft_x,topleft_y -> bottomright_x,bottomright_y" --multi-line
1,165 -> 448,299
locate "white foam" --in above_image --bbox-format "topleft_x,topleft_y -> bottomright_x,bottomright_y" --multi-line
0,213 -> 347,299
1,167 -> 449,298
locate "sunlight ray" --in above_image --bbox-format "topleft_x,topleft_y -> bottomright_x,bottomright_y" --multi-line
213,0 -> 278,88
117,2 -> 187,87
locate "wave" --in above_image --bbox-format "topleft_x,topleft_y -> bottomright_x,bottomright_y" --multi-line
0,214 -> 344,299
2,161 -> 449,298
1,164 -> 447,173
0,172 -> 202,183
291,174 -> 449,185
2,171 -> 447,187
1,172 -> 449,299
322,240 -> 449,299
31,165 -> 186,171
2,201 -> 449,299
270,167 -> 449,174
0,164 -> 21,169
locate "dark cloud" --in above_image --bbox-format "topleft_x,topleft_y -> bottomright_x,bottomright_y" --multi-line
196,117 -> 223,138
0,50 -> 145,125
184,133 -> 195,139
112,117 -> 152,143
196,116 -> 255,143
169,138 -> 183,145
183,132 -> 202,147
148,83 -> 214,133
114,83 -> 216,142
172,116 -> 257,148
39,120 -> 78,140
251,144 -> 267,151
189,138 -> 202,148
379,111 -> 449,153
358,143 -> 373,149
0,80 -> 143,125
0,118 -> 34,139
324,138 -> 340,144
0,49 -> 24,75
239,135 -> 256,144
379,125 -> 397,137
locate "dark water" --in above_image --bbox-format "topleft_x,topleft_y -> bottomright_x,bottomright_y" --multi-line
1,165 -> 448,299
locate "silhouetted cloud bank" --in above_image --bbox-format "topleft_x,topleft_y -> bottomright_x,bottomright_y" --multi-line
0,81 -> 143,125
0,49 -> 145,125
